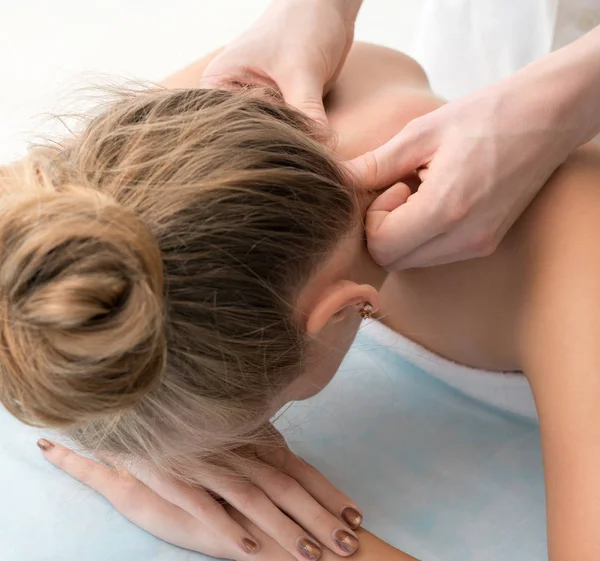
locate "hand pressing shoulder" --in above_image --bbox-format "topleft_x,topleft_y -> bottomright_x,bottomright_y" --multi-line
160,41 -> 443,164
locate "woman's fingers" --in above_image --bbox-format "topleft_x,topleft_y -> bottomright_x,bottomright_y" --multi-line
204,472 -> 324,561
257,433 -> 362,530
141,469 -> 262,556
226,506 -> 298,561
37,434 -> 360,560
243,460 -> 359,556
36,440 -> 258,560
261,446 -> 363,531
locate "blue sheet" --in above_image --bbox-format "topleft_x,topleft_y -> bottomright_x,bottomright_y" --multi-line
0,327 -> 547,561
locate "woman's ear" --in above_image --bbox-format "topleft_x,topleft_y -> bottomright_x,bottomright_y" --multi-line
305,280 -> 379,336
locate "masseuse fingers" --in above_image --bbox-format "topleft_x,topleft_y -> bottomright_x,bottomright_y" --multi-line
242,459 -> 359,557
345,118 -> 433,192
36,440 -> 258,560
385,214 -> 508,270
365,182 -> 413,237
279,69 -> 329,126
364,181 -> 450,269
202,470 -> 323,561
259,445 -> 363,532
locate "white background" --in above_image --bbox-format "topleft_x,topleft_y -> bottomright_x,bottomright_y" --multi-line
0,0 -> 420,164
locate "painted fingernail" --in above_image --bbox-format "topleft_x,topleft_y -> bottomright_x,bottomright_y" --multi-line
240,537 -> 259,554
37,439 -> 54,452
296,536 -> 322,560
341,506 -> 363,529
333,529 -> 359,554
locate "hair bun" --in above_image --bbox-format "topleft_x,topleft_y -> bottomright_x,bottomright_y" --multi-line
0,182 -> 165,427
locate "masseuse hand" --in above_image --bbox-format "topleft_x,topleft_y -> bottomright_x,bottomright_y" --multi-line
201,0 -> 361,124
36,430 -> 362,560
349,32 -> 600,269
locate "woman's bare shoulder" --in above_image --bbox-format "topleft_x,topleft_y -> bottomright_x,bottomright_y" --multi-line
509,143 -> 600,358
326,42 -> 443,160
330,42 -> 431,95
514,143 -> 600,249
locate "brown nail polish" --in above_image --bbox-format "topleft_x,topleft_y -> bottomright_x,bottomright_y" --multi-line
333,529 -> 359,554
341,506 -> 363,529
296,536 -> 322,560
37,439 -> 54,452
240,537 -> 259,554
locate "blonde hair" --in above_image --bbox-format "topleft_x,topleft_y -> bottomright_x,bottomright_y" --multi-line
0,87 -> 354,480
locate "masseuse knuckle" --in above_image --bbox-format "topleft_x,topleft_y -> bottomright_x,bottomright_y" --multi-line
359,150 -> 379,187
468,230 -> 499,256
442,198 -> 470,226
402,119 -> 425,141
297,96 -> 324,114
367,233 -> 395,266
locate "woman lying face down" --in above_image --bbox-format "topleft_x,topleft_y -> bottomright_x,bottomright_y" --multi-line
0,85 -> 384,469
0,74 -> 403,559
4,42 -> 600,561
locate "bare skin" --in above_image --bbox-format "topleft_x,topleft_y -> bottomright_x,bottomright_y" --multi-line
39,42 -> 600,561
331,44 -> 600,561
166,42 -> 528,373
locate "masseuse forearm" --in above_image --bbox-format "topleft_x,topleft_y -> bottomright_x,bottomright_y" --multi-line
521,25 -> 600,149
329,0 -> 364,22
281,0 -> 363,24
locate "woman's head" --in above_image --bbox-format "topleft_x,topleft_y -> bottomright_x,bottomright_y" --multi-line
0,87 -> 381,480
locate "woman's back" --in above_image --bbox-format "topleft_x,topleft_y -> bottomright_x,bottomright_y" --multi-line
4,40 -> 597,561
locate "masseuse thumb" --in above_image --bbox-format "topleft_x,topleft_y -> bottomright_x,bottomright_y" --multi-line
345,123 -> 430,191
281,75 -> 328,126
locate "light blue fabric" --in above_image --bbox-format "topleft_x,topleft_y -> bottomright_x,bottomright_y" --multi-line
0,328 -> 547,561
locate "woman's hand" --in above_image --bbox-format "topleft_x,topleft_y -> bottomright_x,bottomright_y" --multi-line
200,0 -> 362,125
36,432 -> 362,560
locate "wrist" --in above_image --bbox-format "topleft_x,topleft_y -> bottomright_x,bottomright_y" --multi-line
518,26 -> 600,150
276,0 -> 362,23
330,0 -> 363,22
